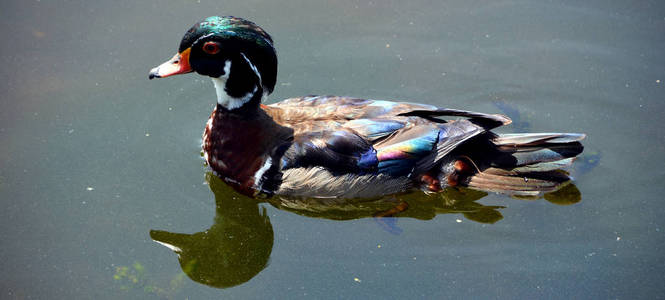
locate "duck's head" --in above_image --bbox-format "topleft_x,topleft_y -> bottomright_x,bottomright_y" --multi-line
149,16 -> 277,111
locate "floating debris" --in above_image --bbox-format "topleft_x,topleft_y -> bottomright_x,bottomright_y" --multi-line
33,30 -> 46,38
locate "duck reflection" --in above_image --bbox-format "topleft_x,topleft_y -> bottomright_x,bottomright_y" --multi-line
150,173 -> 273,288
150,172 -> 581,289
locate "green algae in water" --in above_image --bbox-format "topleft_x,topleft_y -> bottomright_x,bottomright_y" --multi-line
113,262 -> 186,298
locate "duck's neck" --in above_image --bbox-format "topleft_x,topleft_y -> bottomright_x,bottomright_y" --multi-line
211,54 -> 267,112
212,77 -> 263,114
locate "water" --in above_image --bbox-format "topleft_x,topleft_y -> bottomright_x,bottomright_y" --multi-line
2,0 -> 664,298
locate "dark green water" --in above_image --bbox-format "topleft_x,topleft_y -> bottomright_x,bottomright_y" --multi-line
2,0 -> 664,299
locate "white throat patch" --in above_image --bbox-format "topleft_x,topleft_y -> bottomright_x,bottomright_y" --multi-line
211,60 -> 258,110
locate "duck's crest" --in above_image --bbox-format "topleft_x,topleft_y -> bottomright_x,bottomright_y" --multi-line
179,16 -> 274,53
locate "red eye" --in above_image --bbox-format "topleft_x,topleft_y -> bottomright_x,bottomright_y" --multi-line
202,41 -> 221,54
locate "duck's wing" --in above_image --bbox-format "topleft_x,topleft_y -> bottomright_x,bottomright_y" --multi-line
268,96 -> 510,177
268,96 -> 516,198
371,118 -> 488,177
266,95 -> 511,129
279,116 -> 490,178
275,122 -> 419,199
280,128 -> 379,174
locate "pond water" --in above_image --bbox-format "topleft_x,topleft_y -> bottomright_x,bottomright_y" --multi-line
2,0 -> 664,299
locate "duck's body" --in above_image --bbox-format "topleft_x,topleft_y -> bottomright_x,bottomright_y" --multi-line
150,16 -> 584,199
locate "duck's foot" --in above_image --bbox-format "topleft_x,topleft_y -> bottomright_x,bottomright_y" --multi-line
420,173 -> 442,191
447,159 -> 475,187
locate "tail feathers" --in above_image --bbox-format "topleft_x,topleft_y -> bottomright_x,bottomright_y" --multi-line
491,132 -> 584,169
510,157 -> 575,173
493,133 -> 586,146
496,145 -> 582,168
462,132 -> 585,196
467,168 -> 570,197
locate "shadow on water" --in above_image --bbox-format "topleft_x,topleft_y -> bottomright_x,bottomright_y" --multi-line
150,171 -> 581,289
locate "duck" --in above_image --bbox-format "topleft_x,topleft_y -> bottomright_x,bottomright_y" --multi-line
149,16 -> 585,199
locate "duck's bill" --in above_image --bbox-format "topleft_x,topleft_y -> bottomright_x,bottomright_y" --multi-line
148,48 -> 192,79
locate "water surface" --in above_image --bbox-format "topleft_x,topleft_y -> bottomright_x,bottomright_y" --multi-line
1,0 -> 664,299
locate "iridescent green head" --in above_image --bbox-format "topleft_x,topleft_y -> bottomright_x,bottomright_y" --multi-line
178,17 -> 273,53
150,16 -> 278,111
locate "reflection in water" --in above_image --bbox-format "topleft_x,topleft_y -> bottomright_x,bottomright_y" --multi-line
150,173 -> 273,288
151,172 -> 581,289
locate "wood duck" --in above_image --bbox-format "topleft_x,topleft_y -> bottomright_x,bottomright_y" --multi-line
149,16 -> 585,199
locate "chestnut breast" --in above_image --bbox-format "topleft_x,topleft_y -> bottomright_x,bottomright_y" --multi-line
203,106 -> 293,193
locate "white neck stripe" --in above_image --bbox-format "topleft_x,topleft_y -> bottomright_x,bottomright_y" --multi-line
240,52 -> 263,87
211,60 -> 257,110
